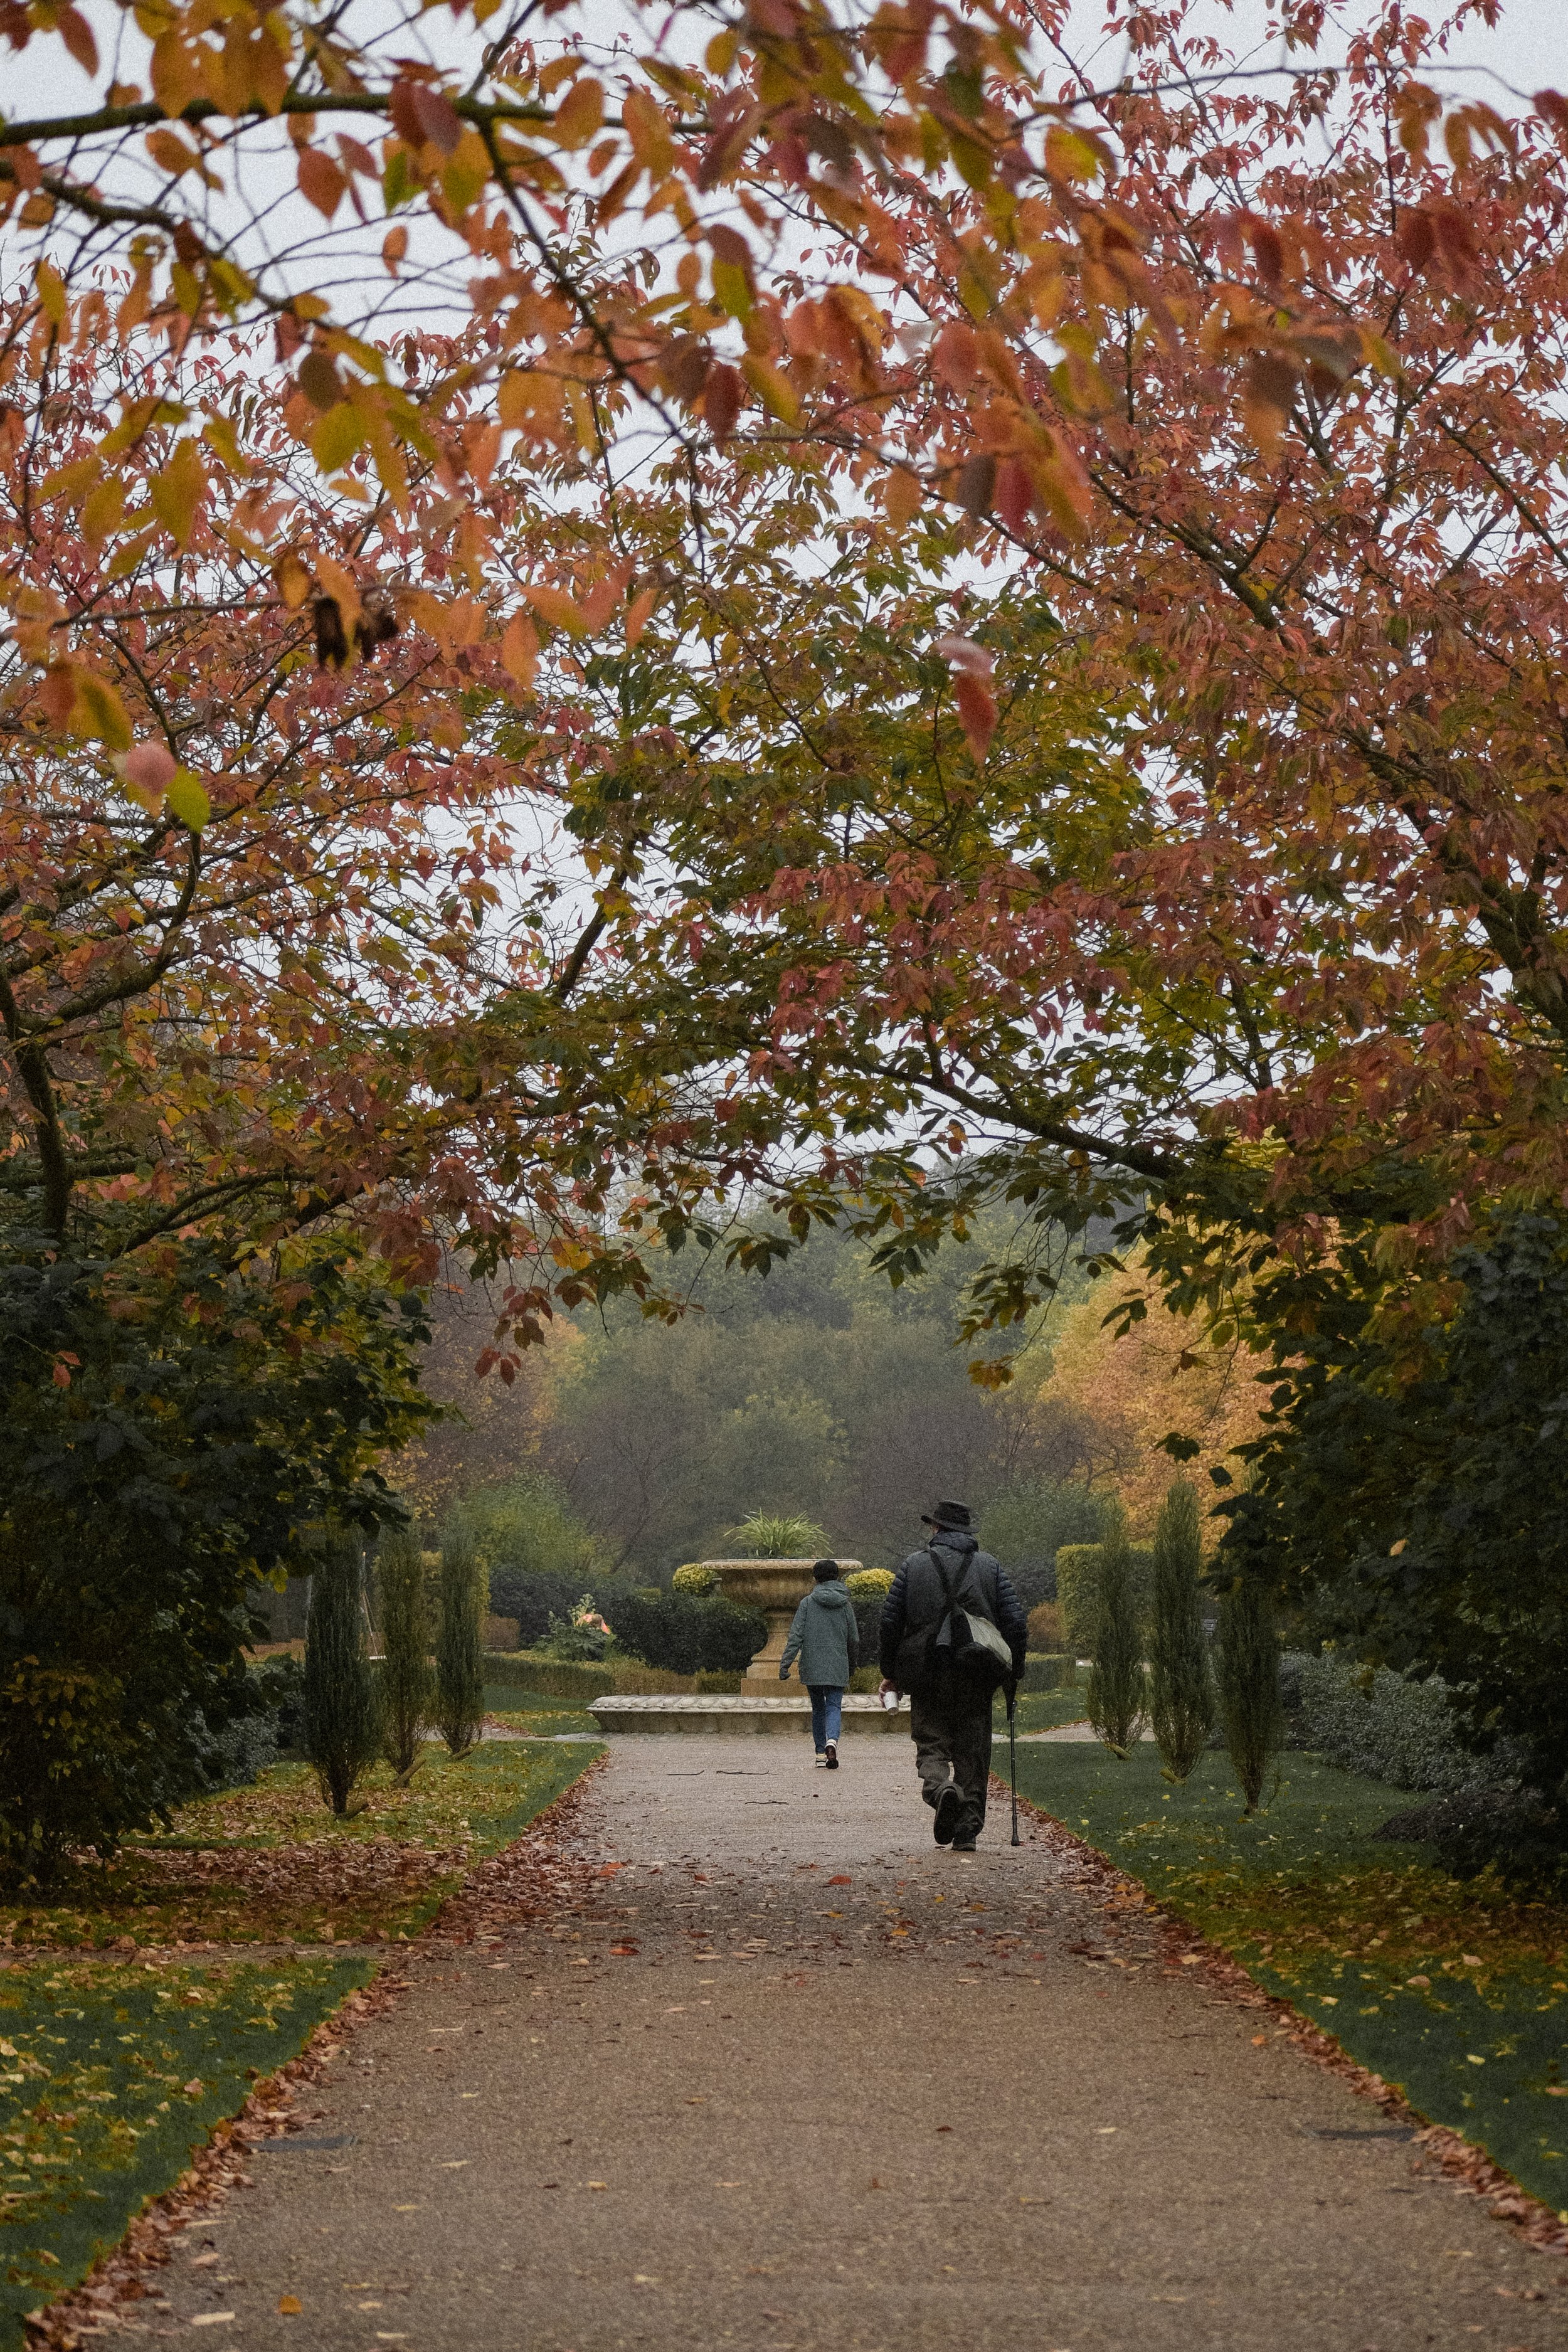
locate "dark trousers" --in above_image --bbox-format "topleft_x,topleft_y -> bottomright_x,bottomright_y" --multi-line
909,1688 -> 992,1835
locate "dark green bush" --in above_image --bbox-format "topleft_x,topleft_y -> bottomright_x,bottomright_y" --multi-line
378,1530 -> 432,1783
435,1528 -> 485,1759
603,1587 -> 763,1676
0,1248 -> 428,1887
1217,1579 -> 1283,1814
1086,1512 -> 1147,1756
304,1531 -> 381,1816
1149,1480 -> 1214,1783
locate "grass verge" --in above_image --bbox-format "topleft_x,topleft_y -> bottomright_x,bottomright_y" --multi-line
1012,1740 -> 1568,2217
482,1687 -> 601,1737
2,1742 -> 603,1949
1002,1688 -> 1089,1734
1,1955 -> 369,2349
2,1736 -> 603,2341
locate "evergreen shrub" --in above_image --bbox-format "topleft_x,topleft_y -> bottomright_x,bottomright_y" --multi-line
1217,1580 -> 1283,1814
603,1587 -> 763,1676
1290,1653 -> 1508,1793
1086,1512 -> 1147,1755
304,1530 -> 380,1816
1148,1481 -> 1215,1783
1057,1542 -> 1155,1653
378,1529 -> 432,1784
435,1528 -> 485,1759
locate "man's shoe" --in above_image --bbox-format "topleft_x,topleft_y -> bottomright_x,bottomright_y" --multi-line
951,1833 -> 978,1853
933,1784 -> 962,1845
824,1740 -> 839,1769
813,1752 -> 828,1768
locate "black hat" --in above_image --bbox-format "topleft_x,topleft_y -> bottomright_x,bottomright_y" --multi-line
812,1557 -> 840,1582
922,1500 -> 972,1532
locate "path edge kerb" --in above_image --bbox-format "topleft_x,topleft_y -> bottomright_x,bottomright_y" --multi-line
997,1774 -> 1568,2263
22,1759 -> 608,2352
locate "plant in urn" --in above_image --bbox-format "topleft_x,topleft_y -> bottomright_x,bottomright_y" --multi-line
706,1516 -> 863,1690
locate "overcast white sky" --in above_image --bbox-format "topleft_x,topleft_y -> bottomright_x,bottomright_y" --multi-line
1043,0 -> 1564,103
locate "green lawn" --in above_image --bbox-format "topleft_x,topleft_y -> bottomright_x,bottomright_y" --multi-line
2,1742 -> 601,1950
1012,1740 -> 1568,2216
482,1687 -> 601,1737
0,1956 -> 369,2349
0,1739 -> 603,2339
1001,1687 -> 1089,1734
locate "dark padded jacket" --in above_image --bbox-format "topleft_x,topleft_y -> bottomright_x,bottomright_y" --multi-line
877,1530 -> 1029,1685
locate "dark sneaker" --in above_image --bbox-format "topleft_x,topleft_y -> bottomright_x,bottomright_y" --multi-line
824,1740 -> 839,1769
951,1833 -> 978,1853
933,1784 -> 962,1845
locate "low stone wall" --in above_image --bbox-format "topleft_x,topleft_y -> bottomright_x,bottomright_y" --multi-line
588,1693 -> 910,1736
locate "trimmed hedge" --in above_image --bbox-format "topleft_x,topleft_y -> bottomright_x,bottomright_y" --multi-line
485,1653 -> 613,1702
1287,1651 -> 1513,1794
1056,1542 -> 1154,1653
485,1652 -> 704,1701
1021,1652 -> 1078,1693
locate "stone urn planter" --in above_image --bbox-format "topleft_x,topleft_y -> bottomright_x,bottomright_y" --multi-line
706,1558 -> 864,1688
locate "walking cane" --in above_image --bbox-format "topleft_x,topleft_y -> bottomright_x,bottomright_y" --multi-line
1009,1677 -> 1021,1847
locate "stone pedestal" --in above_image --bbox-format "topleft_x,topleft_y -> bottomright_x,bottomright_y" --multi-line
704,1557 -> 864,1689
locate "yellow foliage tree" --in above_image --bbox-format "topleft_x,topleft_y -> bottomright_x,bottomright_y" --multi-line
1025,1269 -> 1268,1541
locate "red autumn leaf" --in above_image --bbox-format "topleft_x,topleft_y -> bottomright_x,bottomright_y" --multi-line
38,664 -> 77,729
955,452 -> 996,519
412,85 -> 464,156
952,671 -> 997,765
297,148 -> 347,220
389,80 -> 462,157
701,363 -> 743,441
659,338 -> 711,406
994,458 -> 1034,535
58,5 -> 97,75
1397,209 -> 1437,271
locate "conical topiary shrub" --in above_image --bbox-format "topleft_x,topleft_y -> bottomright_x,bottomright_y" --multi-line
1086,1506 -> 1146,1757
435,1526 -> 485,1759
378,1527 -> 432,1784
1217,1576 -> 1283,1814
1149,1480 -> 1215,1783
304,1528 -> 380,1816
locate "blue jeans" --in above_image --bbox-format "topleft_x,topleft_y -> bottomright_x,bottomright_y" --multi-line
808,1685 -> 844,1750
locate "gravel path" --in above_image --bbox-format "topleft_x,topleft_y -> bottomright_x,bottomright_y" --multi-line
150,1735 -> 1566,2349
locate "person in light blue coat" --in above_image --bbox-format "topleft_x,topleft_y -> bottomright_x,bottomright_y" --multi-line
780,1559 -> 860,1767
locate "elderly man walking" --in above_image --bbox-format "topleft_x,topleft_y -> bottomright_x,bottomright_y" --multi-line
878,1500 -> 1027,1850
